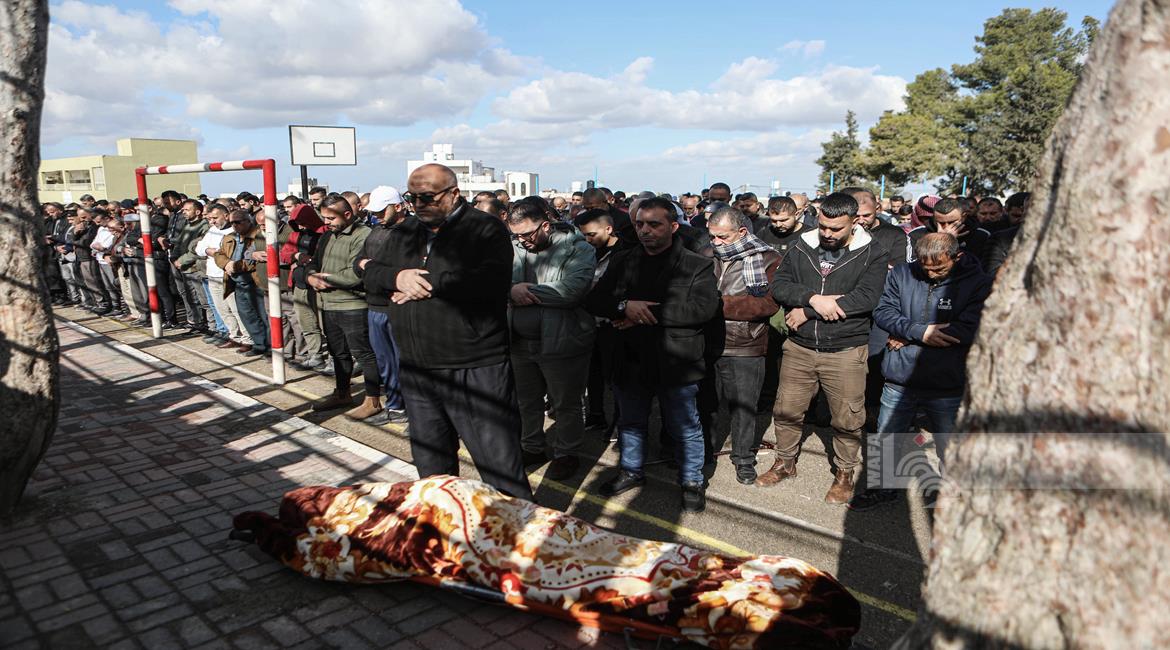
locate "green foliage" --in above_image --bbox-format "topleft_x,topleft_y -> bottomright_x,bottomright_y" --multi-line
815,111 -> 865,192
817,7 -> 1098,197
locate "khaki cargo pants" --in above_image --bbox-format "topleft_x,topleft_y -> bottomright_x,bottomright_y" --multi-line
772,340 -> 868,470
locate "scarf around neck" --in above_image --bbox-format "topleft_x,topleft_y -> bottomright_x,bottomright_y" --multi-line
713,233 -> 773,296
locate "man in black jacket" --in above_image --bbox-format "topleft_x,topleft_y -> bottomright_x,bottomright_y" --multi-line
585,197 -> 721,512
354,186 -> 410,426
908,197 -> 991,266
759,193 -> 890,505
361,164 -> 533,501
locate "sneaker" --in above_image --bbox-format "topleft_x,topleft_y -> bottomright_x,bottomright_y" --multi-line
201,334 -> 221,344
735,464 -> 757,485
681,482 -> 706,513
847,488 -> 900,512
299,355 -> 326,371
599,470 -> 645,497
131,317 -> 150,327
384,408 -> 408,425
824,469 -> 856,505
521,449 -> 547,468
545,455 -> 580,481
318,359 -> 335,376
162,321 -> 182,331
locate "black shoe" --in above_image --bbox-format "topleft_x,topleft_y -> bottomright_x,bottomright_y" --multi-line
93,306 -> 112,315
201,334 -> 221,344
299,355 -> 326,371
847,489 -> 900,512
682,482 -> 706,513
162,321 -> 181,331
384,408 -> 408,425
735,464 -> 757,485
599,470 -> 645,497
243,347 -> 268,357
545,455 -> 580,481
521,449 -> 547,468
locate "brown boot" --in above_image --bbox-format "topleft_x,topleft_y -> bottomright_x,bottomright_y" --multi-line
755,456 -> 797,487
345,396 -> 383,420
824,468 -> 856,505
311,391 -> 354,412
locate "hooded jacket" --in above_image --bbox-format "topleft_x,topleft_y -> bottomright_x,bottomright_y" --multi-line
874,254 -> 992,394
770,226 -> 891,351
907,222 -> 991,266
282,204 -> 326,290
509,222 -> 597,359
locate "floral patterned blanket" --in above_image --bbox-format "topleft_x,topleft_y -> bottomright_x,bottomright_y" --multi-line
232,476 -> 859,649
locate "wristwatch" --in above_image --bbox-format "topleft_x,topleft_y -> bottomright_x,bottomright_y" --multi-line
617,299 -> 628,316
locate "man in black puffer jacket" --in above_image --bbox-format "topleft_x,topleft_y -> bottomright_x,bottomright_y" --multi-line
361,164 -> 532,502
759,193 -> 890,505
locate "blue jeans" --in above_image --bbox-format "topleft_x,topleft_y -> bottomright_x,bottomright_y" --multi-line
876,383 -> 962,462
202,279 -> 228,336
367,310 -> 404,410
613,382 -> 704,485
232,277 -> 269,352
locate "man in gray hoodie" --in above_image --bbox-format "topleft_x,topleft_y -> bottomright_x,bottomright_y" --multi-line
506,197 -> 598,481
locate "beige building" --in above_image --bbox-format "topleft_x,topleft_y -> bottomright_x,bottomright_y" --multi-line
38,138 -> 202,204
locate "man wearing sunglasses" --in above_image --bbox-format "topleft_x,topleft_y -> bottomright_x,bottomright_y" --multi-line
361,164 -> 534,501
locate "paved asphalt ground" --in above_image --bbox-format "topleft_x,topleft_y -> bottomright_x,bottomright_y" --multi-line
4,306 -> 943,648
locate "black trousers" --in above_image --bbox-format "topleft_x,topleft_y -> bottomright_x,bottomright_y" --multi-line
322,308 -> 380,397
150,260 -> 178,322
585,323 -> 617,420
399,360 -> 534,501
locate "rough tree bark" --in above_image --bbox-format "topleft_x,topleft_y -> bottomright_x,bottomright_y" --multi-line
899,0 -> 1170,647
0,0 -> 55,517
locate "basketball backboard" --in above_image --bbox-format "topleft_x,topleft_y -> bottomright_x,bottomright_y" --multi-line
288,125 -> 357,166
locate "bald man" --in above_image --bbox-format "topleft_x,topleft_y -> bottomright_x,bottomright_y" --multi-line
361,163 -> 533,500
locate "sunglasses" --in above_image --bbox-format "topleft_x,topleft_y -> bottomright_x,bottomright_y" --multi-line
402,185 -> 456,205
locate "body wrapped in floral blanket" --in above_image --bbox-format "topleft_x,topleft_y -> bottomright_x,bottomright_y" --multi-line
232,475 -> 860,649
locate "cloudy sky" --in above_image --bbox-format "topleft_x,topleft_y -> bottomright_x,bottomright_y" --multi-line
43,0 -> 1111,197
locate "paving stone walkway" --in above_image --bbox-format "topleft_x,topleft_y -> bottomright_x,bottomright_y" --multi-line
0,320 -> 629,649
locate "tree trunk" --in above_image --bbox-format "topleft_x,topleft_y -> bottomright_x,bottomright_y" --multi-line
0,0 -> 55,517
899,0 -> 1170,647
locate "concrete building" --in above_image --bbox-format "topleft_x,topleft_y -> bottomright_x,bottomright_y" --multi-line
38,138 -> 201,204
406,144 -> 539,198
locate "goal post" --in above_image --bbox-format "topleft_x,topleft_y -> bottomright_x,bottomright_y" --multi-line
135,159 -> 286,384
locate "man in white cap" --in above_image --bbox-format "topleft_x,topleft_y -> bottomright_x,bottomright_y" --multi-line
353,186 -> 410,425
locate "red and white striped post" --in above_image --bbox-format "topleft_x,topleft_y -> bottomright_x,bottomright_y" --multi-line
135,159 -> 285,384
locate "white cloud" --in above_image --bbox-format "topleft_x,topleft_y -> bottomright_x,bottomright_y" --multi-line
44,0 -> 527,135
780,40 -> 827,57
491,57 -> 904,132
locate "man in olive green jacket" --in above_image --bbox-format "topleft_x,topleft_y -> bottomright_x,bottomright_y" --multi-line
306,195 -> 379,421
506,198 -> 597,480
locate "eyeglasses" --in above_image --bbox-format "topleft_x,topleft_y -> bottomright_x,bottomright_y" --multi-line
403,185 -> 456,205
511,224 -> 545,242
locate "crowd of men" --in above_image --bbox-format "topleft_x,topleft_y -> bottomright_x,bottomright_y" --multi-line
40,168 -> 1030,513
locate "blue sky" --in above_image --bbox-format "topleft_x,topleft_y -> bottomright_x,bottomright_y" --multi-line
43,0 -> 1112,198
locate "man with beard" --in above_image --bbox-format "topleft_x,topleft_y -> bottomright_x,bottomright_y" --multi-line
975,197 -> 1009,233
361,164 -> 533,501
984,192 -> 1031,275
755,195 -> 813,413
582,187 -> 634,242
908,197 -> 992,266
506,197 -> 597,480
759,193 -> 890,504
585,198 -> 720,512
